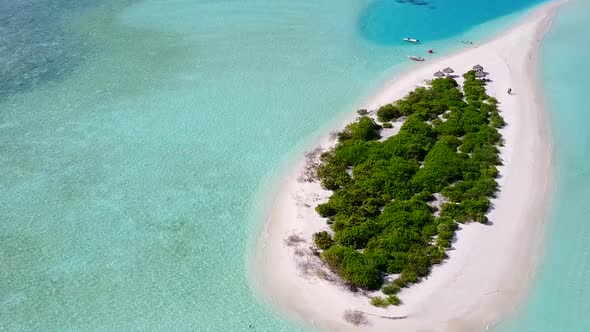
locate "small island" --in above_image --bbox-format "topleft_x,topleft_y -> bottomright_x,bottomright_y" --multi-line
311,70 -> 505,307
256,4 -> 557,330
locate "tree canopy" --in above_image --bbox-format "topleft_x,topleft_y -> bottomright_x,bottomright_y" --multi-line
313,73 -> 504,304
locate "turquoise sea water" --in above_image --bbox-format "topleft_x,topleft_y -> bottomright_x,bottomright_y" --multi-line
0,1 -> 561,331
493,1 -> 590,331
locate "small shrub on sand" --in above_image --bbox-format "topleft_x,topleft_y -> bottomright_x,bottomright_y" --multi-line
393,269 -> 419,288
313,231 -> 335,250
387,295 -> 401,306
370,294 -> 401,308
370,296 -> 389,308
382,283 -> 401,295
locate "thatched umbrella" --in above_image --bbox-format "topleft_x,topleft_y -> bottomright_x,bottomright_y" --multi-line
433,71 -> 445,78
474,70 -> 487,78
442,67 -> 454,74
473,64 -> 484,71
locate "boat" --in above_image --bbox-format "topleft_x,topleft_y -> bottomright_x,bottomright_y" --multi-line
403,37 -> 420,43
407,55 -> 425,62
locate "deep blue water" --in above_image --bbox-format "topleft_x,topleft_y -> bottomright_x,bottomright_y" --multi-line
359,0 -> 545,44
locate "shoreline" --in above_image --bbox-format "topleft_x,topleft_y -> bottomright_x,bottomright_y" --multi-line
253,1 -> 561,331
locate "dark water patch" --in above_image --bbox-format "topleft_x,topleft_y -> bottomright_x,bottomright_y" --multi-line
396,0 -> 433,8
0,0 -> 109,101
358,0 -> 546,45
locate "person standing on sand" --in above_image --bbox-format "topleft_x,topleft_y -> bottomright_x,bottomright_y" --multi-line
508,88 -> 512,94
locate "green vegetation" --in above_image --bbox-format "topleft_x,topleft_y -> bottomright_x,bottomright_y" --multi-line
370,295 -> 401,307
313,231 -> 335,250
381,283 -> 401,295
387,295 -> 401,306
370,296 -> 389,307
314,72 -> 504,306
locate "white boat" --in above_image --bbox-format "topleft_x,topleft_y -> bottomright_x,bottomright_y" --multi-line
407,55 -> 425,62
403,37 -> 420,43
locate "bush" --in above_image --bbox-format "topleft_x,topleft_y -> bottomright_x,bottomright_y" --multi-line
338,116 -> 381,142
382,132 -> 434,161
370,296 -> 389,308
412,138 -> 465,192
341,253 -> 382,290
393,269 -> 419,288
377,104 -> 402,122
321,246 -> 382,290
382,122 -> 393,128
382,283 -> 401,295
431,77 -> 459,91
490,111 -> 506,128
333,140 -> 372,166
316,151 -> 353,190
415,190 -> 434,202
400,269 -> 419,283
435,109 -> 464,136
441,178 -> 497,202
334,221 -> 381,249
399,116 -> 437,139
387,295 -> 401,306
313,231 -> 335,250
316,203 -> 336,217
440,197 -> 490,223
321,245 -> 348,272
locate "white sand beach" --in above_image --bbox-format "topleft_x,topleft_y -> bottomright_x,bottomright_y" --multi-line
253,1 -> 561,331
